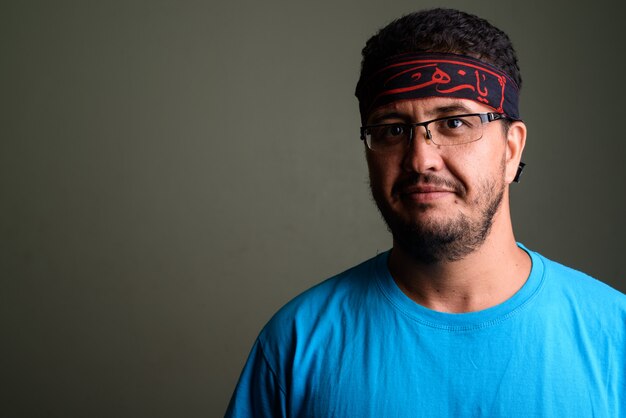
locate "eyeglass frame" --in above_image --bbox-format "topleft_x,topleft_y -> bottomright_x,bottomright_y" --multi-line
359,112 -> 509,150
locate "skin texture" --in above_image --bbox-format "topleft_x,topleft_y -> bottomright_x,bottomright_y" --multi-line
366,97 -> 531,313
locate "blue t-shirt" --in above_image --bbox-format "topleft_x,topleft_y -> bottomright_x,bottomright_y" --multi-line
226,246 -> 626,417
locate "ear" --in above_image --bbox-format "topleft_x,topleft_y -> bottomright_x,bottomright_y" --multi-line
504,121 -> 527,184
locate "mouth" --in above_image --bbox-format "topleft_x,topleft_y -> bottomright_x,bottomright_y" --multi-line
392,173 -> 463,204
398,185 -> 456,203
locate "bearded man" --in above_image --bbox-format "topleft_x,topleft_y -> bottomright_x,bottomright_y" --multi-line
226,8 -> 626,417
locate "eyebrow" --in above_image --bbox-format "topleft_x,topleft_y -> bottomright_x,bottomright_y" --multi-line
367,101 -> 475,125
424,103 -> 473,117
367,111 -> 405,125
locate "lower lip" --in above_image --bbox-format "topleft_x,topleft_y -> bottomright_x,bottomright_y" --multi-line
401,191 -> 453,203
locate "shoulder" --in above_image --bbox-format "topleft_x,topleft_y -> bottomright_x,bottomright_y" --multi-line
261,252 -> 385,338
536,250 -> 625,298
530,248 -> 626,319
254,252 -> 387,365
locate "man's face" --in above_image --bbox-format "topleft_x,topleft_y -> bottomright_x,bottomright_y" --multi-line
365,97 -> 510,263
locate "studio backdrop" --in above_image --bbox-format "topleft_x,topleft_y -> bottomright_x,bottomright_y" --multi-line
2,0 -> 624,416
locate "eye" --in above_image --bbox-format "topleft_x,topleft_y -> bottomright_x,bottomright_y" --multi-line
434,116 -> 475,136
444,118 -> 465,129
382,124 -> 406,137
430,115 -> 483,145
365,124 -> 408,150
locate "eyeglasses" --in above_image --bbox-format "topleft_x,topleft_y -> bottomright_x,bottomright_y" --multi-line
360,112 -> 508,152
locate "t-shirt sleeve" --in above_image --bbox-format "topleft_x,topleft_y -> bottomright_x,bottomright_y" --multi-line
225,338 -> 287,417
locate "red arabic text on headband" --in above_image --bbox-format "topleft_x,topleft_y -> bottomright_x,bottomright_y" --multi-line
355,52 -> 521,123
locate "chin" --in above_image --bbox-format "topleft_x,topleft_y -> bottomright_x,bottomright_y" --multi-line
374,184 -> 505,264
394,203 -> 459,227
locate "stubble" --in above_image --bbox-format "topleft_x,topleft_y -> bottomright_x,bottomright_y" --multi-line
371,169 -> 505,264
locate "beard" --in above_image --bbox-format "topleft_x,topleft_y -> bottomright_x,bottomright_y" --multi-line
371,170 -> 505,264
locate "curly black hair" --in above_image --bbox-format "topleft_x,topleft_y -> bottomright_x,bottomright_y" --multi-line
358,8 -> 521,90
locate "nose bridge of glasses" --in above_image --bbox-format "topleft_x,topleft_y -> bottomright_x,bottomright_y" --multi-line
411,121 -> 432,141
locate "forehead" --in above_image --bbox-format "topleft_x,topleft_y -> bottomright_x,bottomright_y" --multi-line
366,97 -> 494,124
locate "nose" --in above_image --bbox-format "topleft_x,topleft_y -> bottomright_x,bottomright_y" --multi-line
401,125 -> 445,173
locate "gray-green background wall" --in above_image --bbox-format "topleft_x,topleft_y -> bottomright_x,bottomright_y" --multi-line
2,0 -> 624,416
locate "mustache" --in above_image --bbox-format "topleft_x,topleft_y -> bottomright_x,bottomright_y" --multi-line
391,173 -> 465,196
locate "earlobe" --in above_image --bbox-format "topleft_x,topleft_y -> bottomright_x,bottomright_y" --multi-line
505,121 -> 527,184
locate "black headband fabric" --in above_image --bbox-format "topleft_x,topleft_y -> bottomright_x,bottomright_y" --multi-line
355,53 -> 520,122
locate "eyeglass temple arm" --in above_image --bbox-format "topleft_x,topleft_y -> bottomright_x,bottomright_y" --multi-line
489,113 -> 525,183
513,162 -> 526,183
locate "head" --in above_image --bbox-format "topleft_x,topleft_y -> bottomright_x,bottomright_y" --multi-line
356,8 -> 526,263
358,8 -> 522,98
356,8 -> 521,131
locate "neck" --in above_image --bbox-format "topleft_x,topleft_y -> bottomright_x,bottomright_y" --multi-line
388,204 -> 531,313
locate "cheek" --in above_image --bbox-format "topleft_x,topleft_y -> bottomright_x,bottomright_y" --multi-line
447,144 -> 505,184
366,155 -> 400,191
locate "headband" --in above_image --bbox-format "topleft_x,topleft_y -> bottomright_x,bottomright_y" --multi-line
355,52 -> 520,123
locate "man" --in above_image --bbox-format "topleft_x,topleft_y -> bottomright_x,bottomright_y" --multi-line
226,8 -> 626,417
